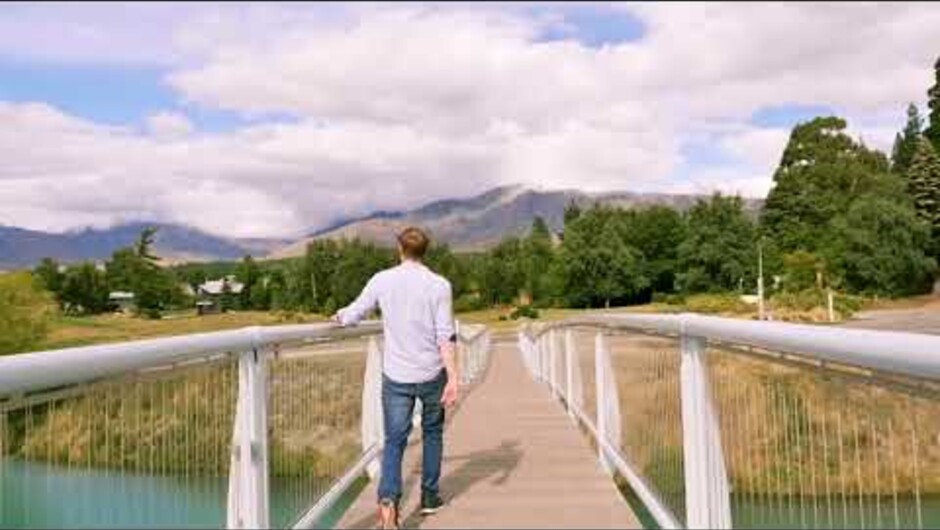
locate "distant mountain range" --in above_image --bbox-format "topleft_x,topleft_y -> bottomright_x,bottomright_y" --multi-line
267,185 -> 764,258
0,186 -> 764,270
0,222 -> 290,270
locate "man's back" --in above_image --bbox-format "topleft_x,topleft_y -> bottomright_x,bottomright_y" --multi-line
338,260 -> 454,383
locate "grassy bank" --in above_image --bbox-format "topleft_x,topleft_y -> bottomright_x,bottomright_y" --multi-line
30,310 -> 328,352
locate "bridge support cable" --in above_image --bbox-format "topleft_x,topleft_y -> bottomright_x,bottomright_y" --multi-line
520,313 -> 940,530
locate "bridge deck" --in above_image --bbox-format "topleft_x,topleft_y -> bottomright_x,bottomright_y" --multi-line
338,338 -> 640,529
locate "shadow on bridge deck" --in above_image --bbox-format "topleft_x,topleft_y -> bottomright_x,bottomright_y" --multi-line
337,337 -> 639,529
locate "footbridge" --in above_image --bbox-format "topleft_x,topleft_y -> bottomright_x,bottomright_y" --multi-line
1,313 -> 938,529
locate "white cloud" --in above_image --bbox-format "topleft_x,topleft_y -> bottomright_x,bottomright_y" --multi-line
1,2 -> 939,238
146,111 -> 194,139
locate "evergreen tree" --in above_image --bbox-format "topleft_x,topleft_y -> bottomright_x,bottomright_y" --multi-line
762,116 -> 903,253
926,56 -> 940,151
891,103 -> 924,175
906,137 -> 940,247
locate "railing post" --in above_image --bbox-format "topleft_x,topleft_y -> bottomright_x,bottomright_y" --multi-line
549,329 -> 559,397
565,328 -> 575,419
594,331 -> 614,475
534,333 -> 543,381
227,341 -> 270,529
362,336 -> 384,479
679,328 -> 731,529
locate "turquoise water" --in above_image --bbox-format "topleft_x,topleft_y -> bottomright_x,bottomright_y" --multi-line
0,459 -> 363,529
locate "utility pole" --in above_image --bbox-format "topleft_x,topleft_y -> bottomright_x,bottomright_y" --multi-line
757,239 -> 765,321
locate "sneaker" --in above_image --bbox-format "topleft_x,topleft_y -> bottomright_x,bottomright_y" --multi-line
377,498 -> 399,530
420,491 -> 446,516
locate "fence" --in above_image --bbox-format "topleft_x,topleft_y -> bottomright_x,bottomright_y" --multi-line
519,313 -> 940,530
0,320 -> 491,529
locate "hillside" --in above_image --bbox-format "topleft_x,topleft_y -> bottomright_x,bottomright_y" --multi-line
268,185 -> 764,258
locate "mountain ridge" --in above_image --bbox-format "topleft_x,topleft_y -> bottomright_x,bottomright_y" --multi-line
0,186 -> 764,270
267,186 -> 764,258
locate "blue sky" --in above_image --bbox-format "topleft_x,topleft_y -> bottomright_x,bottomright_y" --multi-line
0,2 -> 936,237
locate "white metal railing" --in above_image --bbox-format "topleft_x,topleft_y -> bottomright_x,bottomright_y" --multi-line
519,313 -> 940,530
0,319 -> 491,530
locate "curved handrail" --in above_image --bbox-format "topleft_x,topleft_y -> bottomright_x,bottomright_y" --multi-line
0,322 -> 383,398
521,312 -> 940,382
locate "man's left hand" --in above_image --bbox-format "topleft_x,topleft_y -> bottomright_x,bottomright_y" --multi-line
440,380 -> 459,408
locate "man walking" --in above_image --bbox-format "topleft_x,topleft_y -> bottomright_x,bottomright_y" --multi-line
333,227 -> 458,529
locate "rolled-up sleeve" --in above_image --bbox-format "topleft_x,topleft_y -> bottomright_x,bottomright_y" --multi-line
337,275 -> 380,326
434,280 -> 456,345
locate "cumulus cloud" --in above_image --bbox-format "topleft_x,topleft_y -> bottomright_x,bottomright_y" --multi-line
1,2 -> 939,238
146,111 -> 194,139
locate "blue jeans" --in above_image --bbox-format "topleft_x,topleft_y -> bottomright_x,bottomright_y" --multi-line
377,369 -> 447,503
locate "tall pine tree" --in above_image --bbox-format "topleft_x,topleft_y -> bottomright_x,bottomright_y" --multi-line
927,56 -> 940,152
906,137 -> 940,246
891,103 -> 923,175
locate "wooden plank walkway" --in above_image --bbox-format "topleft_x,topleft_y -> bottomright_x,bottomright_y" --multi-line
338,336 -> 640,529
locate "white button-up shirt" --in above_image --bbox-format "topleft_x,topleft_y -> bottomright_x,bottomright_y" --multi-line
337,260 -> 455,384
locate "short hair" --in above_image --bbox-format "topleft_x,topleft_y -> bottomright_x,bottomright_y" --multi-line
397,226 -> 430,259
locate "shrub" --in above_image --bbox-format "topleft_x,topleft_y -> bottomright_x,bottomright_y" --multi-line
454,293 -> 487,313
509,304 -> 540,320
770,288 -> 864,320
652,293 -> 686,305
682,293 -> 752,315
0,272 -> 56,355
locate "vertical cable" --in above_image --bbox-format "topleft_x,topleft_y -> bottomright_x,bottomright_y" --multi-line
837,411 -> 848,527
908,397 -> 923,530
854,410 -> 865,529
870,407 -> 882,530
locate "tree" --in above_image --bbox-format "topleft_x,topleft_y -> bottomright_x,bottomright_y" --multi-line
479,237 -> 526,305
558,206 -> 649,308
677,194 -> 756,293
621,206 -> 686,295
823,196 -> 936,296
926,56 -> 940,152
0,272 -> 55,355
762,116 -> 902,254
61,263 -> 110,314
305,240 -> 341,312
135,227 -> 160,264
329,239 -> 395,309
425,243 -> 466,299
236,255 -> 261,309
563,200 -> 582,225
906,137 -> 940,249
892,103 -> 924,175
33,258 -> 64,299
106,228 -> 182,317
522,216 -> 554,304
